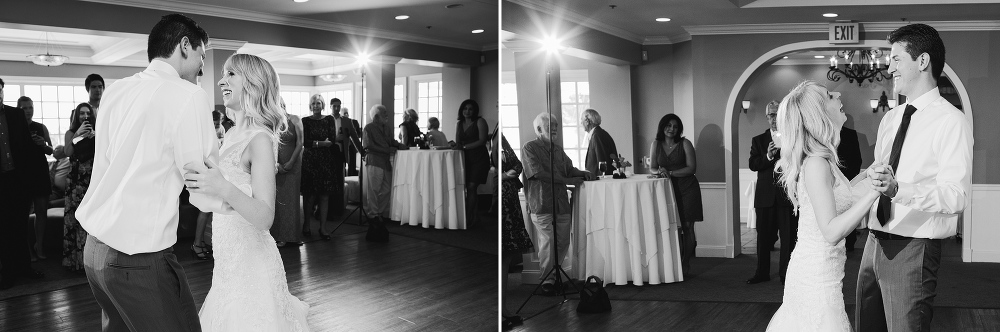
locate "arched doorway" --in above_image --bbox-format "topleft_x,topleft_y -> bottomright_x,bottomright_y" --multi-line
722,40 -> 974,258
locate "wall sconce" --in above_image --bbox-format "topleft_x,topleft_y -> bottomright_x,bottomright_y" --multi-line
742,100 -> 750,113
872,91 -> 891,113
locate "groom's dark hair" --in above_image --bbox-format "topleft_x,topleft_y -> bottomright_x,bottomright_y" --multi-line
888,23 -> 945,83
147,14 -> 209,62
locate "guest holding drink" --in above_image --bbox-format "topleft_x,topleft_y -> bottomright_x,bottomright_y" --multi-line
649,114 -> 703,276
18,96 -> 53,261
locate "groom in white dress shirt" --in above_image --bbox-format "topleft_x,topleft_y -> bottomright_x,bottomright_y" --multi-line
76,14 -> 221,332
857,23 -> 973,332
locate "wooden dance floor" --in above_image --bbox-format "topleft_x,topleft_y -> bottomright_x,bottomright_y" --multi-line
0,221 -> 498,331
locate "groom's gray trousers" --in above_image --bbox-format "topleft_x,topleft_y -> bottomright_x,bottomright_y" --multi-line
855,231 -> 942,332
84,235 -> 201,332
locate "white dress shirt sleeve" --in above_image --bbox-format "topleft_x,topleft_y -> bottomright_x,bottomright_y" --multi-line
892,112 -> 973,215
173,90 -> 227,213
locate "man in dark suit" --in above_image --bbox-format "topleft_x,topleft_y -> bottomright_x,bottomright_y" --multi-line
329,98 -> 362,215
0,77 -> 45,289
582,109 -> 618,176
837,126 -> 863,252
747,101 -> 797,285
342,106 -> 362,176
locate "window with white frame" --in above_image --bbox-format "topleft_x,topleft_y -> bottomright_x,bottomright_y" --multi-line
279,90 -> 312,119
321,86 -> 353,118
500,71 -> 520,158
3,78 -> 97,161
560,70 -> 590,168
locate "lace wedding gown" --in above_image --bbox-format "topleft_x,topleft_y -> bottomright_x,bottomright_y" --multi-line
766,166 -> 853,332
199,130 -> 310,332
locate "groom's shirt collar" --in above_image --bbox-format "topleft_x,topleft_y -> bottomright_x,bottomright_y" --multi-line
906,87 -> 941,112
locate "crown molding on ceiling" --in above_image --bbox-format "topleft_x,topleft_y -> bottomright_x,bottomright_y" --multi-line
506,0 -> 645,44
80,0 -> 482,51
208,38 -> 247,51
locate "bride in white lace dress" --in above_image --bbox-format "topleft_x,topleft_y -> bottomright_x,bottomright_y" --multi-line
766,81 -> 880,332
184,53 -> 309,331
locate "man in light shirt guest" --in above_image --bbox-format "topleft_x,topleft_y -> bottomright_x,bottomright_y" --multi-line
858,23 -> 973,331
75,14 -> 219,331
521,112 -> 594,295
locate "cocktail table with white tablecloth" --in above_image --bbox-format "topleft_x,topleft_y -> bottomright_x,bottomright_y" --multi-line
569,176 -> 684,286
390,149 -> 466,229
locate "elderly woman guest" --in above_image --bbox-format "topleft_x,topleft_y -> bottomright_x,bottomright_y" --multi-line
399,108 -> 423,147
454,99 -> 490,228
301,94 -> 337,241
649,114 -> 704,276
362,104 -> 407,242
19,96 -> 53,260
426,117 -> 449,147
63,102 -> 97,271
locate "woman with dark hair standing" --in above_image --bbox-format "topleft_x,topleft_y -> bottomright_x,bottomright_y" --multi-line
453,99 -> 490,228
63,102 -> 96,271
649,113 -> 703,276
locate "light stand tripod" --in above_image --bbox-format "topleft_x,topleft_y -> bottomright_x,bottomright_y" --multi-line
516,67 -> 581,316
331,67 -> 367,235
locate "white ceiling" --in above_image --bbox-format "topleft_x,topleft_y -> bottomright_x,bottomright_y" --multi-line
506,0 -> 1000,44
3,0 -> 497,74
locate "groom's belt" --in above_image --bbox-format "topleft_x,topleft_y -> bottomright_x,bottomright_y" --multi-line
871,230 -> 915,240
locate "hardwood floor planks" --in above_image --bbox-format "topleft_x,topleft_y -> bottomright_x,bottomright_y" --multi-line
0,229 -> 498,332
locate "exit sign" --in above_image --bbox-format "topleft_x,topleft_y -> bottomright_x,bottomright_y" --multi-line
829,23 -> 860,44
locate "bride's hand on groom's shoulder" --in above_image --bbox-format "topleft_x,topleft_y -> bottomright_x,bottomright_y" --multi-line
183,160 -> 233,198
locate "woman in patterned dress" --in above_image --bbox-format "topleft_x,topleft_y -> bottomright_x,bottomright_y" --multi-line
63,103 -> 96,271
500,135 -> 533,330
300,94 -> 337,241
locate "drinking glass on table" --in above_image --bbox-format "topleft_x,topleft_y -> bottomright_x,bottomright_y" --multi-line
598,161 -> 607,179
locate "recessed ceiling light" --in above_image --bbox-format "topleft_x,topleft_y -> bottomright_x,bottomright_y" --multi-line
472,29 -> 484,34
293,0 -> 308,2
823,13 -> 838,18
814,55 -> 826,59
446,4 -> 463,9
655,18 -> 671,22
783,56 -> 789,59
395,15 -> 409,20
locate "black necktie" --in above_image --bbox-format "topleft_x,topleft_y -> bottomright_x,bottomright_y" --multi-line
876,104 -> 917,225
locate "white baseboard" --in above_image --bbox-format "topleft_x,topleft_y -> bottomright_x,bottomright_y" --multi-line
971,250 -> 1000,263
696,245 -> 732,258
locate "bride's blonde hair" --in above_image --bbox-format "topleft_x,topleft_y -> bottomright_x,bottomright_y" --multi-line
223,53 -> 287,156
774,81 -> 842,212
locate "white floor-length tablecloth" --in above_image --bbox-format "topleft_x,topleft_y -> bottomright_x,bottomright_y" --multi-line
390,150 -> 466,229
569,177 -> 684,286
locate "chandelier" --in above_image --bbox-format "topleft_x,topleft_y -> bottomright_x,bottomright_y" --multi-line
319,74 -> 346,82
26,32 -> 69,67
827,49 -> 890,86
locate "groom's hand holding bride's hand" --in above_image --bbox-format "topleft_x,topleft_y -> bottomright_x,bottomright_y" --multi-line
866,164 -> 898,198
184,159 -> 235,199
